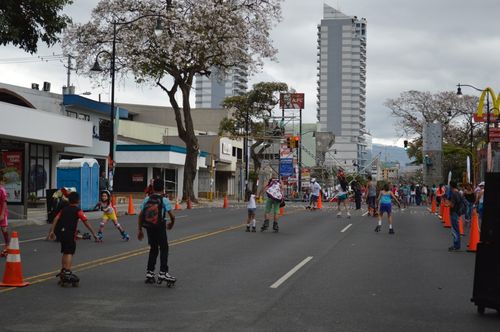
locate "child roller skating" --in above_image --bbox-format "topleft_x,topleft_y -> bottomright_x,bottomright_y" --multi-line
246,193 -> 257,232
336,170 -> 351,219
94,190 -> 129,241
374,183 -> 401,234
48,192 -> 99,286
138,179 -> 177,287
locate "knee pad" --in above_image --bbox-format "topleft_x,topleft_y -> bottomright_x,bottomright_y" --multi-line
115,223 -> 121,229
100,222 -> 105,227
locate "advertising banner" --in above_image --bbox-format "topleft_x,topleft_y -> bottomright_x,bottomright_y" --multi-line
279,93 -> 305,109
280,158 -> 294,177
1,151 -> 23,202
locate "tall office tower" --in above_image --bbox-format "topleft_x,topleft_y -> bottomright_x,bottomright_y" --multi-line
316,4 -> 367,173
195,66 -> 249,109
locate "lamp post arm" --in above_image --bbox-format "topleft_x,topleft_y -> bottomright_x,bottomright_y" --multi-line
457,83 -> 483,92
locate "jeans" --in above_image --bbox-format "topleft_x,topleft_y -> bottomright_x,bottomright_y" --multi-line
146,227 -> 169,273
450,212 -> 460,249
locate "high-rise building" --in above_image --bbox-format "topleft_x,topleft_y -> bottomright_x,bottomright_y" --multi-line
316,4 -> 367,173
195,66 -> 249,109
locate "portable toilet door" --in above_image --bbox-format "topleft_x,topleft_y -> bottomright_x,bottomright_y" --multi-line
90,162 -> 100,208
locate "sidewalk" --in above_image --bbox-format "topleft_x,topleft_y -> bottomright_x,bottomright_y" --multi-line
8,197 -> 249,227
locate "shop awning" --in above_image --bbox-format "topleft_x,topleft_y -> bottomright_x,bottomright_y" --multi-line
0,101 -> 92,147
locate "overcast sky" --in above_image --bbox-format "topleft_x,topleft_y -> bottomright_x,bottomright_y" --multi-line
1,0 -> 500,146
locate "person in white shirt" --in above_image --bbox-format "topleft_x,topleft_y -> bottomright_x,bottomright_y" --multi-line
246,193 -> 257,232
307,178 -> 321,210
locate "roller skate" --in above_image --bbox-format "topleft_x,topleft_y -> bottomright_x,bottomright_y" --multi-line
251,226 -> 257,233
347,212 -> 351,219
337,212 -> 342,218
260,219 -> 269,232
246,225 -> 251,232
57,269 -> 79,287
374,225 -> 381,233
157,271 -> 176,287
145,270 -> 156,284
97,231 -> 103,241
121,231 -> 130,241
272,221 -> 279,233
389,228 -> 395,234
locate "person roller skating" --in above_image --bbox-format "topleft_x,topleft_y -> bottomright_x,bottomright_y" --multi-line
336,170 -> 350,218
94,190 -> 129,241
48,191 -> 99,286
137,179 -> 177,286
245,192 -> 257,232
375,183 -> 401,234
261,177 -> 284,233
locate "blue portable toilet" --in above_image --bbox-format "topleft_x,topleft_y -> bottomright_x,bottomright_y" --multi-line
56,158 -> 99,211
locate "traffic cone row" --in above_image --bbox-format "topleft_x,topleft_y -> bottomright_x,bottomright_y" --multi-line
223,195 -> 228,209
174,200 -> 182,210
0,232 -> 29,287
431,197 -> 436,214
443,205 -> 451,228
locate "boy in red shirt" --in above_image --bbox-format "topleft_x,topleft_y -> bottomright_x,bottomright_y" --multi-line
48,191 -> 99,284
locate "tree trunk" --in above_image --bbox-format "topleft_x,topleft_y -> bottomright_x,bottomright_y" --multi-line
183,140 -> 199,202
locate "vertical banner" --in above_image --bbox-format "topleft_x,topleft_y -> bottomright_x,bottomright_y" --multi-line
467,156 -> 471,184
1,151 -> 23,202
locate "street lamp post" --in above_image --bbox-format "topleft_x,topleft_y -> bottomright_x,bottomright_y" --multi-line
91,16 -> 164,190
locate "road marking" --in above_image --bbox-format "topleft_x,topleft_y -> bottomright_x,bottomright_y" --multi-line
341,224 -> 352,233
0,224 -> 245,294
270,256 -> 313,289
362,211 -> 369,216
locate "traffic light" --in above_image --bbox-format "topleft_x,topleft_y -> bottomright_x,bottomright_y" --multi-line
403,140 -> 408,149
294,135 -> 300,148
286,136 -> 292,148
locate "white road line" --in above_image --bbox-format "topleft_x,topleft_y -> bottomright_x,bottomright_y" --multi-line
270,256 -> 313,289
362,211 -> 369,216
341,224 -> 352,233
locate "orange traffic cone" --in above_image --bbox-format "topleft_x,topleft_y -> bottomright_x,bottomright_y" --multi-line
279,206 -> 284,215
459,216 -> 464,236
0,232 -> 29,287
223,195 -> 228,209
174,200 -> 182,210
317,194 -> 323,209
467,210 -> 480,252
443,206 -> 451,228
126,195 -> 136,215
431,197 -> 436,214
187,199 -> 192,210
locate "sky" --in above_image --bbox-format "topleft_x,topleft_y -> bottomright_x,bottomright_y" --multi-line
2,0 -> 500,147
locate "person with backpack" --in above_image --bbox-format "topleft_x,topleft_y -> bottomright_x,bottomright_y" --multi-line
447,181 -> 466,251
137,179 -> 176,284
261,177 -> 283,232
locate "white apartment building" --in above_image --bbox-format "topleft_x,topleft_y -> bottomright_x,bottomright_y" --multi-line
316,4 -> 367,173
195,66 -> 249,109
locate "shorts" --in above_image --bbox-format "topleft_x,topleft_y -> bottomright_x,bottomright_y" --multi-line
310,195 -> 318,203
102,211 -> 117,221
247,208 -> 256,217
367,196 -> 376,208
338,194 -> 348,201
265,198 -> 280,215
60,240 -> 76,255
379,203 -> 392,215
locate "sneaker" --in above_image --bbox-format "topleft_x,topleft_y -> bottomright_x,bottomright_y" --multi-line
389,228 -> 395,234
158,271 -> 176,282
448,246 -> 460,252
374,225 -> 381,232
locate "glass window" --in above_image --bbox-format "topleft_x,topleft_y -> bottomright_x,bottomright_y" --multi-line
66,111 -> 77,118
78,113 -> 90,121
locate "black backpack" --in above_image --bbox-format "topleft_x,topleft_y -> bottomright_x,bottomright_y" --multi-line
141,194 -> 165,229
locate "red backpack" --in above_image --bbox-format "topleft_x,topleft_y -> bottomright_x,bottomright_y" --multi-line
141,194 -> 165,229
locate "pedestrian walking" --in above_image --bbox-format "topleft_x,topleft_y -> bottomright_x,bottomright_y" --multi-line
475,181 -> 485,227
0,174 -> 9,257
94,190 -> 129,241
48,192 -> 99,285
374,183 -> 400,234
99,171 -> 109,192
352,180 -> 362,210
246,192 -> 257,232
261,177 -> 284,232
463,183 -> 475,229
366,175 -> 377,217
447,181 -> 465,251
144,179 -> 154,197
307,178 -> 321,210
138,178 -> 176,284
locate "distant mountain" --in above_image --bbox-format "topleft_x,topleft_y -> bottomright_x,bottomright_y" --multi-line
371,144 -> 414,169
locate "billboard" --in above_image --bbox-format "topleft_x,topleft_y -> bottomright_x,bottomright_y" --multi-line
279,93 -> 305,109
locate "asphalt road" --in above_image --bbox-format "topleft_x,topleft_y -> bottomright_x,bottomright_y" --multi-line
1,204 -> 499,331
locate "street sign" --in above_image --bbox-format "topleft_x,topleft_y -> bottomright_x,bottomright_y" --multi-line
280,158 -> 294,177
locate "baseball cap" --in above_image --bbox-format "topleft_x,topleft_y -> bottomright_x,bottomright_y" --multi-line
479,181 -> 485,187
311,178 -> 316,183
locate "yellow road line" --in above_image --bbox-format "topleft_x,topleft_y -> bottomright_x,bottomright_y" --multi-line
0,224 -> 244,293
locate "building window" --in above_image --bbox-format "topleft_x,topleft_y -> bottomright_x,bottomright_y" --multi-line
28,143 -> 51,199
66,110 -> 77,118
77,113 -> 90,121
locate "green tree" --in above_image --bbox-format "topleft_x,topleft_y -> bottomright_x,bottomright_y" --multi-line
0,0 -> 73,54
219,82 -> 288,193
64,0 -> 283,202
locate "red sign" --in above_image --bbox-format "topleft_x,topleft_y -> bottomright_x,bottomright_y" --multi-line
474,113 -> 499,123
279,93 -> 305,109
489,128 -> 500,142
1,151 -> 23,203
